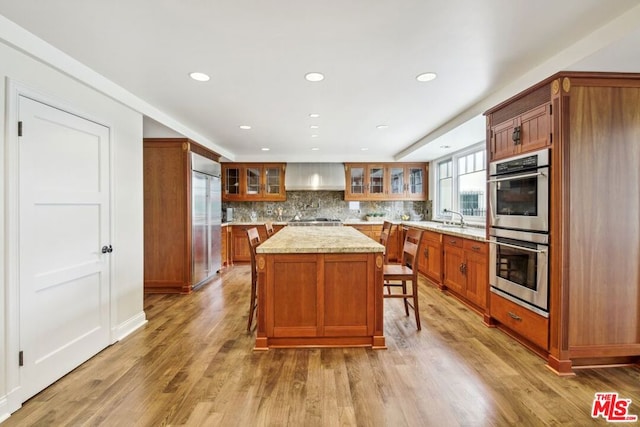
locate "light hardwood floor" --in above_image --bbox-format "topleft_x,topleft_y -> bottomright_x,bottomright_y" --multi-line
4,266 -> 640,426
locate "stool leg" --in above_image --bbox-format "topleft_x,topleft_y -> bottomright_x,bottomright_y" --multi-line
247,278 -> 257,332
402,281 -> 409,316
412,279 -> 421,330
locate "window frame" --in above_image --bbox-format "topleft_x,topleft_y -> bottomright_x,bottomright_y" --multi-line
432,142 -> 487,223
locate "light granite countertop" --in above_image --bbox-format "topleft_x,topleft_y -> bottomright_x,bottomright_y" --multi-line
223,220 -> 487,242
256,226 -> 385,254
401,221 -> 487,242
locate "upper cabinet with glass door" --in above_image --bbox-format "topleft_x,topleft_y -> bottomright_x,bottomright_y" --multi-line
345,163 -> 427,201
222,163 -> 286,201
388,163 -> 427,200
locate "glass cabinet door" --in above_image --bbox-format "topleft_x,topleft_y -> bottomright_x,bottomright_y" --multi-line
349,166 -> 366,196
368,166 -> 385,196
264,166 -> 281,195
389,167 -> 405,196
246,167 -> 261,195
224,166 -> 241,196
407,166 -> 424,198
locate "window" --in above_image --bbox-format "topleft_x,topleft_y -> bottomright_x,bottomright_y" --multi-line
434,144 -> 486,220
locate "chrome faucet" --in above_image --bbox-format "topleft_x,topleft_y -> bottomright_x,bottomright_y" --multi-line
443,209 -> 465,228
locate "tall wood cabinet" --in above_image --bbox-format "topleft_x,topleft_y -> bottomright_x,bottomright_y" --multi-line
485,72 -> 640,374
143,138 -> 220,293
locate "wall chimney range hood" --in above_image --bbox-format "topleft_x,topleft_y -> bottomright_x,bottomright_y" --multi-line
285,163 -> 346,191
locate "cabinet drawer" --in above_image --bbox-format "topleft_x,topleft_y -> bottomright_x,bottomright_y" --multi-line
443,236 -> 463,248
423,230 -> 441,243
463,239 -> 487,255
490,293 -> 549,350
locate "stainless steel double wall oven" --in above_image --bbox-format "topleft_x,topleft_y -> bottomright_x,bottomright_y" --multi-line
488,148 -> 550,316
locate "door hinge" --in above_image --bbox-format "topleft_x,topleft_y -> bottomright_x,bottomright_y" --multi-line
19,350 -> 24,366
549,104 -> 552,115
18,121 -> 23,137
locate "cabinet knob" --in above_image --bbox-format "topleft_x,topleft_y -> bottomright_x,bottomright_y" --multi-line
101,245 -> 113,254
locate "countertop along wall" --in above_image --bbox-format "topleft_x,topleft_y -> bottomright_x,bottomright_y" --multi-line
223,191 -> 431,223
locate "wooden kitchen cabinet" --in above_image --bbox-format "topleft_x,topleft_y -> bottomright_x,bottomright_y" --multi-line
352,223 -> 400,262
489,102 -> 551,161
351,224 -> 383,240
344,163 -> 427,201
230,224 -> 268,263
443,237 -> 465,296
462,240 -> 488,309
143,138 -> 221,293
387,164 -> 428,200
443,236 -> 488,310
490,292 -> 549,350
485,72 -> 640,374
229,224 -> 283,263
221,225 -> 229,267
345,164 -> 386,200
222,163 -> 286,201
417,230 -> 443,286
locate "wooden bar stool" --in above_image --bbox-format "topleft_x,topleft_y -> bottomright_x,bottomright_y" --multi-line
265,221 -> 275,238
246,227 -> 261,332
383,228 -> 424,330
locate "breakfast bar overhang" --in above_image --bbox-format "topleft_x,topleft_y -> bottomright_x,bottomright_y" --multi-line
254,226 -> 386,350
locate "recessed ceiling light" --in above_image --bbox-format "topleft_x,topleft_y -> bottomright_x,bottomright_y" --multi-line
361,147 -> 369,151
239,125 -> 252,130
440,145 -> 451,149
311,147 -> 320,151
310,125 -> 319,129
305,72 -> 325,82
416,72 -> 437,82
311,134 -> 319,138
309,113 -> 320,118
189,72 -> 210,82
261,147 -> 270,151
376,125 -> 389,129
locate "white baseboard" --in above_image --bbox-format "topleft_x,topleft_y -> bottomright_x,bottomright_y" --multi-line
112,311 -> 147,343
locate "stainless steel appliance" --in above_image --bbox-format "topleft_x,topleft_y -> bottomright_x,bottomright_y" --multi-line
488,148 -> 549,233
489,228 -> 548,316
191,153 -> 221,288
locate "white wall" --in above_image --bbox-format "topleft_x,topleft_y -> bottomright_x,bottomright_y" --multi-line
0,38 -> 145,419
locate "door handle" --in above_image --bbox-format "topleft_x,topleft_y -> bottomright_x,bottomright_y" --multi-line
508,311 -> 522,321
101,245 -> 113,254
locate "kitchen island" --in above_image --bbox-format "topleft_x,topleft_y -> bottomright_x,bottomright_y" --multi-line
254,226 -> 386,350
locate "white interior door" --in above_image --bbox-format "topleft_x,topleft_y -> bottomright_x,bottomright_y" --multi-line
18,96 -> 111,402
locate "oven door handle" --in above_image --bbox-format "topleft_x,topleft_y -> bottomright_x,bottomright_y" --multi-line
488,240 -> 547,254
487,171 -> 546,183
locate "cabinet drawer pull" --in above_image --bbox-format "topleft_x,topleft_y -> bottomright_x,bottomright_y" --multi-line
423,249 -> 429,259
508,311 -> 522,321
472,245 -> 481,251
449,239 -> 457,244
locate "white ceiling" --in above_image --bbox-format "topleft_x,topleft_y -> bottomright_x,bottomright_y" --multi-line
1,1 -> 639,162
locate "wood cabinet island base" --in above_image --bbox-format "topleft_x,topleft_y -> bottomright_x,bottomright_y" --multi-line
255,227 -> 386,350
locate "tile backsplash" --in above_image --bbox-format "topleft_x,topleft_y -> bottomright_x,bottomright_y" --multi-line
223,191 -> 430,222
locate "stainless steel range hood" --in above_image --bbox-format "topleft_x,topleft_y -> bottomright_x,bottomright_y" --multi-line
285,163 -> 346,191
